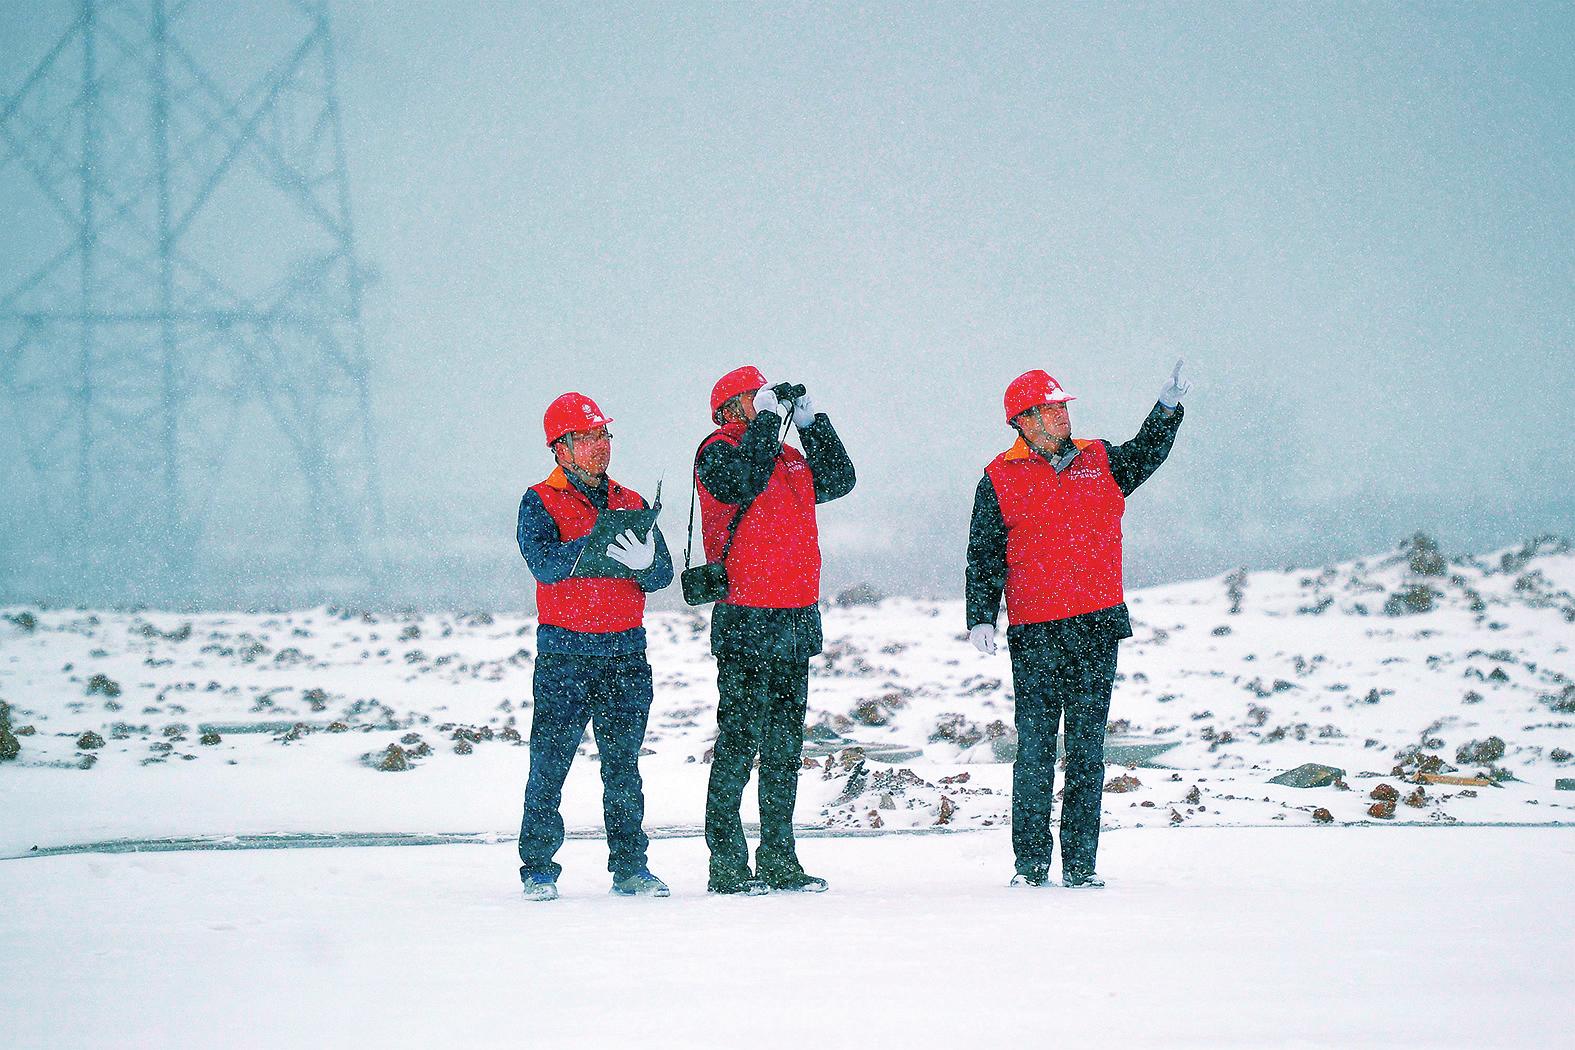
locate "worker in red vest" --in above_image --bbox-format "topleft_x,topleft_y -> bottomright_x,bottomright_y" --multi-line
696,366 -> 855,894
515,392 -> 673,902
967,361 -> 1189,888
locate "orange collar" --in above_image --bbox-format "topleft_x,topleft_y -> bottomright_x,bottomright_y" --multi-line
543,466 -> 619,494
1003,436 -> 1090,461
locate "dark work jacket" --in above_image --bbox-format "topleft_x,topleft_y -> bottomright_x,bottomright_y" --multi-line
517,470 -> 673,656
697,410 -> 855,660
966,402 -> 1184,649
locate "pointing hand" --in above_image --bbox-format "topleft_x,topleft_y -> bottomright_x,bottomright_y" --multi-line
1159,358 -> 1192,409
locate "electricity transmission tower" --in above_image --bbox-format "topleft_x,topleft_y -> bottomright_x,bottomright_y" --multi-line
0,0 -> 383,597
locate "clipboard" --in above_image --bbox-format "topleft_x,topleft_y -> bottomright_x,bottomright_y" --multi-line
569,481 -> 662,580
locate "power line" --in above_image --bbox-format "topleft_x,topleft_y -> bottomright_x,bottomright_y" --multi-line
0,0 -> 384,599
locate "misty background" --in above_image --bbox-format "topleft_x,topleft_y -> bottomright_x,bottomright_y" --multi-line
2,1 -> 1572,611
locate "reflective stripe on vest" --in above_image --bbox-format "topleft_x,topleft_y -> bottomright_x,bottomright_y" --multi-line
696,423 -> 821,609
530,468 -> 647,633
984,437 -> 1126,624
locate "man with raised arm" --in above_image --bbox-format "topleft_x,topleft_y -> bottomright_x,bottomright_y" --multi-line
966,362 -> 1190,888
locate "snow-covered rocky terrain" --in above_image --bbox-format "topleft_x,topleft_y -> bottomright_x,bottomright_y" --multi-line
3,534 -> 1573,856
4,535 -> 1575,1049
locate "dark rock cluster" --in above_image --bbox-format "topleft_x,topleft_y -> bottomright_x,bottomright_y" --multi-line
1455,737 -> 1506,766
0,702 -> 20,761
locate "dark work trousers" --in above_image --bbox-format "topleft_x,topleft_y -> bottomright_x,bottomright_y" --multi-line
1008,630 -> 1119,878
704,654 -> 810,881
518,651 -> 654,883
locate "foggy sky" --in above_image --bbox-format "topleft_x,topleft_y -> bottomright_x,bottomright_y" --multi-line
3,2 -> 1573,608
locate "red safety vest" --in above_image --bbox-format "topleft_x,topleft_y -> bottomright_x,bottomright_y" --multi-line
984,437 -> 1126,624
697,422 -> 821,609
530,468 -> 647,633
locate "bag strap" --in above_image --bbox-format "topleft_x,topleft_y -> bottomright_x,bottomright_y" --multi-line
684,413 -> 794,570
683,437 -> 756,571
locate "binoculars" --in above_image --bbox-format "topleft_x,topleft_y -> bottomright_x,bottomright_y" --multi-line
771,382 -> 807,403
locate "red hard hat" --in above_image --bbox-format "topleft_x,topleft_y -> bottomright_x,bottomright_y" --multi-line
1004,369 -> 1076,422
543,392 -> 614,446
710,365 -> 767,423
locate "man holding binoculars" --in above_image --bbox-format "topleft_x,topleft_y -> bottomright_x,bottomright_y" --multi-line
693,365 -> 855,894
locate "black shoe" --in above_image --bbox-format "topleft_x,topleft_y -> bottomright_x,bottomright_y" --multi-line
707,872 -> 770,895
762,870 -> 828,893
1009,866 -> 1050,888
1061,871 -> 1106,889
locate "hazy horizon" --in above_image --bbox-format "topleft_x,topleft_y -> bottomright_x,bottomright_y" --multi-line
3,1 -> 1572,609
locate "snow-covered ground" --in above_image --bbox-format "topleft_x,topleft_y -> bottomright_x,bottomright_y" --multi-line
2,828 -> 1572,1048
2,535 -> 1574,1046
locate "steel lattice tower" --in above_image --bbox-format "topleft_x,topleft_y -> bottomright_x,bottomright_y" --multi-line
0,0 -> 383,597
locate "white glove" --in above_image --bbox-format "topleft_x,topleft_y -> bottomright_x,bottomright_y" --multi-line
791,392 -> 818,429
969,624 -> 997,655
605,528 -> 656,572
1158,358 -> 1191,409
753,385 -> 787,419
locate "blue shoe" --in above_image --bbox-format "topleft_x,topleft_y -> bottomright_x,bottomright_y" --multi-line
521,874 -> 559,901
610,869 -> 670,897
1009,866 -> 1050,888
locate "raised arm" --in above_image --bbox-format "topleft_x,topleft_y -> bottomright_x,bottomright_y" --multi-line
696,412 -> 785,505
799,414 -> 856,503
1105,402 -> 1184,497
